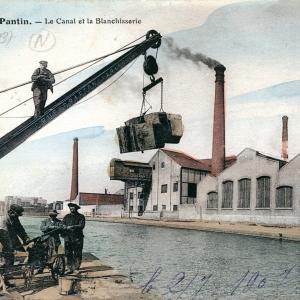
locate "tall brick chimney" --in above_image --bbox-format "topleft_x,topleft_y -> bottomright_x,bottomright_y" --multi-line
282,116 -> 288,161
70,137 -> 78,201
211,64 -> 226,176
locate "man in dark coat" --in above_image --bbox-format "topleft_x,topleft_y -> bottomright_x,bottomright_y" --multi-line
31,60 -> 55,117
62,203 -> 85,274
0,204 -> 30,287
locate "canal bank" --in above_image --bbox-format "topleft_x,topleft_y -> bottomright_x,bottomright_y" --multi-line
85,217 -> 300,241
3,252 -> 160,300
15,217 -> 299,299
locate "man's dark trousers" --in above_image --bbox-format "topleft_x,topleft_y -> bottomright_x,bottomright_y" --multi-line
64,238 -> 83,271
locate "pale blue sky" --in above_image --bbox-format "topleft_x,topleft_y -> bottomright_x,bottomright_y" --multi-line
0,0 -> 299,201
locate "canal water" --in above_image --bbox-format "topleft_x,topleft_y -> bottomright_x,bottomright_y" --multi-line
22,217 -> 299,299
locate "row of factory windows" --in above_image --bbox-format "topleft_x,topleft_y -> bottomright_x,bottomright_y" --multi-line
129,192 -> 144,200
152,162 -> 165,169
153,163 -> 207,183
128,182 -> 180,200
152,205 -> 178,211
129,205 -> 178,212
161,182 -> 198,203
161,182 -> 179,193
207,176 -> 293,209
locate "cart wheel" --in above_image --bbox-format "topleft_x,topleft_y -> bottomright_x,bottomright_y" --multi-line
51,255 -> 65,281
23,266 -> 34,289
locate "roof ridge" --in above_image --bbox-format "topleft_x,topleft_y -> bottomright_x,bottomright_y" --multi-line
161,148 -> 200,161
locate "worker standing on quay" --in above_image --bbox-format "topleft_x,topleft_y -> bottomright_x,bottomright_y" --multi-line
31,60 -> 55,117
38,209 -> 63,274
0,204 -> 30,287
63,203 -> 85,274
40,209 -> 62,254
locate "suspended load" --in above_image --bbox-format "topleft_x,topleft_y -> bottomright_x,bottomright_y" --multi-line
116,112 -> 183,153
116,31 -> 183,154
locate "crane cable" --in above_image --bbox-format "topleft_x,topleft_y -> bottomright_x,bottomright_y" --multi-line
140,46 -> 162,115
0,34 -> 147,118
75,58 -> 138,107
0,34 -> 146,95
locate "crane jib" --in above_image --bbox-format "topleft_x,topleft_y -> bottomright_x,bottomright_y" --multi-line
0,32 -> 162,159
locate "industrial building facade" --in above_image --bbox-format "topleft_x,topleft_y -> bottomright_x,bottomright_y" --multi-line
147,149 -> 209,212
197,148 -> 300,225
124,149 -> 236,218
125,149 -> 210,216
120,148 -> 300,225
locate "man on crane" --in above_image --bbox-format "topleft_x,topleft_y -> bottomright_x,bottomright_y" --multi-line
31,60 -> 55,117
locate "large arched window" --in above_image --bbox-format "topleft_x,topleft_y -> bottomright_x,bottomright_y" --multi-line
238,178 -> 251,208
207,192 -> 218,209
256,176 -> 271,208
222,181 -> 233,208
276,186 -> 293,208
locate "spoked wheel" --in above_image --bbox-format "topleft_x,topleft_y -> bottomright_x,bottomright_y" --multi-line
23,266 -> 34,289
50,255 -> 65,281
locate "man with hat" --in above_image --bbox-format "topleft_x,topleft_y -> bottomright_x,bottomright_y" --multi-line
0,204 -> 30,287
31,60 -> 55,117
40,210 -> 63,255
62,203 -> 85,274
38,209 -> 63,274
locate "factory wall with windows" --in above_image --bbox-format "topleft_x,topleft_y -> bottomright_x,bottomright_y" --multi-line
197,148 -> 300,225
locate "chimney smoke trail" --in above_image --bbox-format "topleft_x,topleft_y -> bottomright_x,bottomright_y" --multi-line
163,37 -> 221,69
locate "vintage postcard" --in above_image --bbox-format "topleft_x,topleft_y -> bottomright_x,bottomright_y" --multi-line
0,0 -> 299,299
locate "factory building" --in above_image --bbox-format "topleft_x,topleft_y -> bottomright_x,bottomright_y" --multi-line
120,149 -> 236,219
78,192 -> 124,217
125,149 -> 209,218
197,148 -> 300,225
119,147 -> 299,225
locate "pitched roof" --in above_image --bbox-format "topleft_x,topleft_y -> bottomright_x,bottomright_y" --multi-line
161,149 -> 210,171
198,156 -> 237,170
237,148 -> 287,168
161,149 -> 237,172
79,193 -> 124,206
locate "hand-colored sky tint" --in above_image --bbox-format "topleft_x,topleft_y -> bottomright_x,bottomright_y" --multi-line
0,0 -> 299,201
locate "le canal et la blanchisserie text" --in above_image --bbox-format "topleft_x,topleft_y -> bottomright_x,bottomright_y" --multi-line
0,17 -> 142,25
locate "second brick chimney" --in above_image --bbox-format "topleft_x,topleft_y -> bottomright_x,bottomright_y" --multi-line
70,137 -> 79,201
211,64 -> 226,176
282,116 -> 288,161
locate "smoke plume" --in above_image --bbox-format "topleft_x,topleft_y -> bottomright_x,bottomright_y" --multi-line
163,37 -> 221,69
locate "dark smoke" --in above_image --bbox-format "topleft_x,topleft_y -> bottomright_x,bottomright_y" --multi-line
163,37 -> 221,69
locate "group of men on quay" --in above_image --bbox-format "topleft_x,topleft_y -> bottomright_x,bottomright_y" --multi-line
0,202 -> 85,288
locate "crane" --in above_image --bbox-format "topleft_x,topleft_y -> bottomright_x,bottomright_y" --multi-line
0,30 -> 162,159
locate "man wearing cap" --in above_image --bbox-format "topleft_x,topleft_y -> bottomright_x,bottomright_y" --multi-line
62,203 -> 85,274
37,210 -> 63,274
40,210 -> 62,253
31,60 -> 55,117
0,204 -> 30,287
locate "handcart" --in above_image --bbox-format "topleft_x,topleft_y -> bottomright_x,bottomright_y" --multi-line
0,229 -> 65,291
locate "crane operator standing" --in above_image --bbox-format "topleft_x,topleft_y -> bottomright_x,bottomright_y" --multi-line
31,60 -> 55,117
